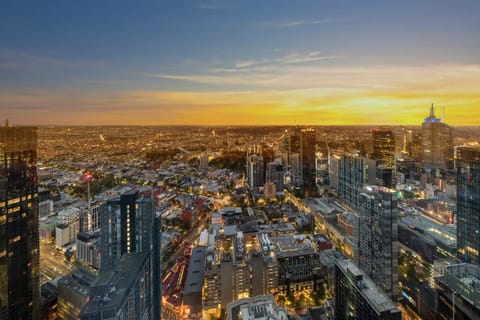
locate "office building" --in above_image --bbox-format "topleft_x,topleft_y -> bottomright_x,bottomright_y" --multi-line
270,235 -> 320,293
300,128 -> 316,198
0,125 -> 40,319
372,128 -> 395,168
421,104 -> 453,170
357,186 -> 399,301
335,259 -> 401,320
57,267 -> 97,320
247,154 -> 265,188
456,146 -> 480,264
338,154 -> 368,208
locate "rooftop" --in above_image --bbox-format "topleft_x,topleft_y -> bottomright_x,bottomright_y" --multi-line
272,235 -> 316,259
336,259 -> 399,315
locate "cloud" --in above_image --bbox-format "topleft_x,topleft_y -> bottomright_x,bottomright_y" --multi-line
1,78 -> 479,126
142,63 -> 480,94
269,18 -> 351,28
0,50 -> 99,70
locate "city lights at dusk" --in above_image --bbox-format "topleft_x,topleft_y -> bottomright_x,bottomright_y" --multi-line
1,1 -> 480,320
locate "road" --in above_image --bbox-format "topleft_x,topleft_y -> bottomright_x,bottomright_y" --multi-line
40,242 -> 74,284
162,213 -> 209,274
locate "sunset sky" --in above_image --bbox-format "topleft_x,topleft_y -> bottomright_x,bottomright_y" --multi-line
1,0 -> 479,126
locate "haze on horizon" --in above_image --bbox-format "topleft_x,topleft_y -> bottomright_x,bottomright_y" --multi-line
1,0 -> 479,126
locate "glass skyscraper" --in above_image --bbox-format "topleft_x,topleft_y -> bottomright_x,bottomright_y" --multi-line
0,125 -> 39,319
456,146 -> 480,264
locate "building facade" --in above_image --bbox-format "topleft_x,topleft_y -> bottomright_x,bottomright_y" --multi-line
456,146 -> 480,264
0,126 -> 40,319
421,104 -> 453,170
335,259 -> 401,320
357,187 -> 399,301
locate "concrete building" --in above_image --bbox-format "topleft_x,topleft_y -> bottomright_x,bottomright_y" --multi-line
75,231 -> 101,270
57,267 -> 97,320
80,253 -> 151,320
226,295 -> 288,320
436,263 -> 480,319
335,259 -> 401,320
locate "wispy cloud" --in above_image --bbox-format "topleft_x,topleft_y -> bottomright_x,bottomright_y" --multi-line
0,50 -> 99,69
141,63 -> 480,94
195,0 -> 226,11
268,18 -> 351,28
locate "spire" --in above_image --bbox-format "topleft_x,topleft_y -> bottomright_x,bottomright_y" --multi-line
430,103 -> 435,118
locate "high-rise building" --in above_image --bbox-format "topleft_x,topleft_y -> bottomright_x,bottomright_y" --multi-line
456,146 -> 480,264
357,186 -> 399,301
338,154 -> 371,208
80,253 -> 151,320
99,192 -> 160,318
421,104 -> 453,170
300,128 -> 316,198
372,128 -> 395,168
246,154 -> 265,188
100,190 -> 139,271
335,259 -> 401,320
0,125 -> 40,319
265,161 -> 284,189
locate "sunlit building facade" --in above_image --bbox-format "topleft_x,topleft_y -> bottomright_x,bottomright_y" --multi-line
421,104 -> 453,170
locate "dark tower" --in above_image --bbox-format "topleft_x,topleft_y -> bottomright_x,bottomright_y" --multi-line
0,126 -> 40,319
456,146 -> 480,265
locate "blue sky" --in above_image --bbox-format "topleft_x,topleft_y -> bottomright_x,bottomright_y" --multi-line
1,0 -> 479,125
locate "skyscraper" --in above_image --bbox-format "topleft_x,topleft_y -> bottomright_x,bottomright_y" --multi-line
246,154 -> 265,188
456,146 -> 480,264
421,104 -> 453,170
372,128 -> 395,168
300,128 -> 316,198
338,154 -> 369,208
357,186 -> 399,301
100,190 -> 139,271
0,125 -> 40,319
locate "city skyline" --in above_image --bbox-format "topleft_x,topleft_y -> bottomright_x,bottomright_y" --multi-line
1,0 -> 479,126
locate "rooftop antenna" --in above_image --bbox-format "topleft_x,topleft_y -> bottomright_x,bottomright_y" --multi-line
430,103 -> 435,118
4,119 -> 8,127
